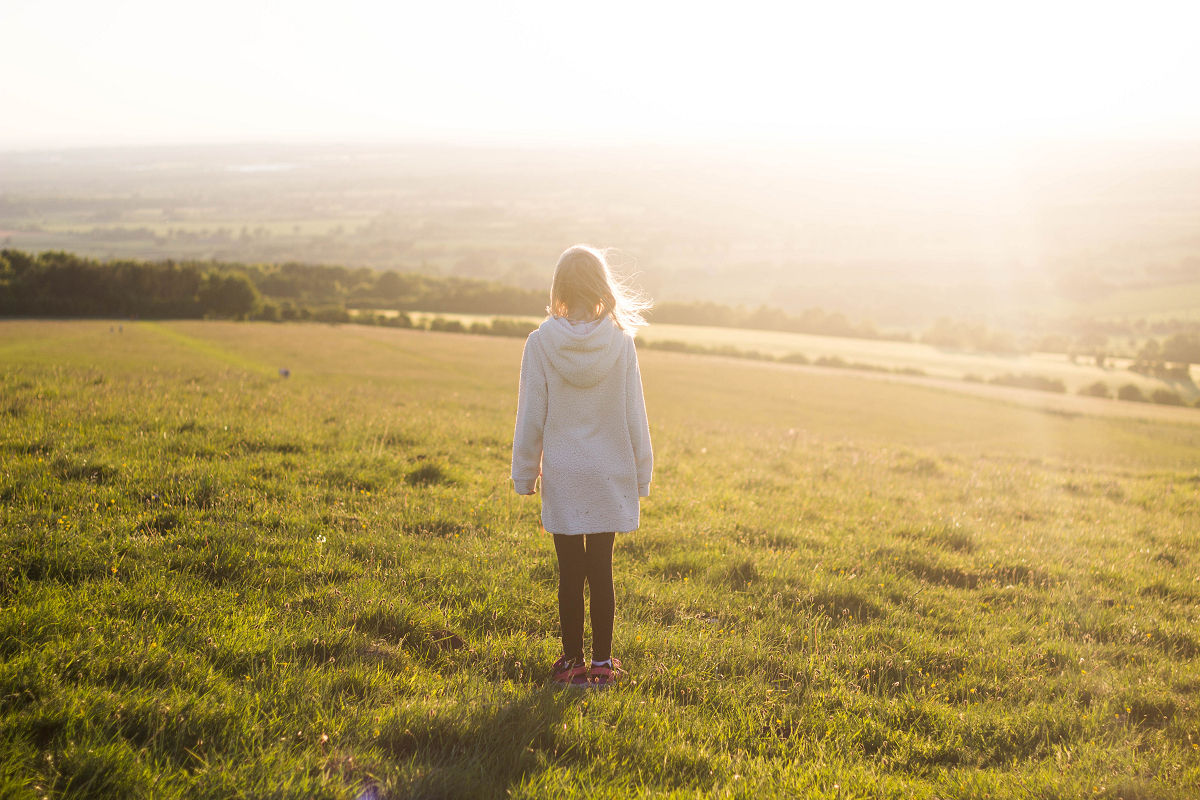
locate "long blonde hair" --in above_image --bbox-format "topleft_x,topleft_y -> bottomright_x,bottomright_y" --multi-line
548,245 -> 652,334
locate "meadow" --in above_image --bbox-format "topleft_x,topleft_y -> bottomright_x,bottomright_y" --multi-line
1,320 -> 1199,799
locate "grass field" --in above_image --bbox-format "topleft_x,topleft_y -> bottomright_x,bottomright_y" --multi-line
2,320 -> 1199,799
26,219 -> 373,238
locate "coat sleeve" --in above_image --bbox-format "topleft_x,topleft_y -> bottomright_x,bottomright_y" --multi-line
626,340 -> 654,496
511,333 -> 547,494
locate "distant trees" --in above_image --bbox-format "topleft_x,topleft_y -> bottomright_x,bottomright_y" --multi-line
1076,330 -> 1109,367
1131,333 -> 1199,379
921,317 -> 1021,354
646,301 -> 905,342
1114,383 -> 1193,407
1118,384 -> 1147,402
0,250 -> 547,321
1161,332 -> 1200,368
2,249 -> 912,340
198,273 -> 259,318
376,270 -> 403,299
1151,388 -> 1185,406
0,250 -> 263,319
252,260 -> 546,315
1039,329 -> 1200,369
987,373 -> 1065,393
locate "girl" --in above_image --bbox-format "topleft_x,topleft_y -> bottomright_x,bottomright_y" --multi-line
512,244 -> 653,689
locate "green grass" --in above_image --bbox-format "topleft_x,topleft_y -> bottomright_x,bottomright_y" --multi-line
2,320 -> 1199,799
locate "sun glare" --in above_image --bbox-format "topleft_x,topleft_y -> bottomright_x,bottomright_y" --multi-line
2,0 -> 1199,148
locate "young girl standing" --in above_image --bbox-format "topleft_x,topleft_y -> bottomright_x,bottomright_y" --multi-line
512,245 -> 654,689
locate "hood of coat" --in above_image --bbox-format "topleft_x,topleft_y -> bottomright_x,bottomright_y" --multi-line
537,315 -> 627,388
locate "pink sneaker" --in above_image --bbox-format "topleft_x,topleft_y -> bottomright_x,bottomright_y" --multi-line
586,658 -> 625,690
550,656 -> 589,688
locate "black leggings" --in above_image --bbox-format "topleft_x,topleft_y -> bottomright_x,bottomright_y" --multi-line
552,532 -> 615,663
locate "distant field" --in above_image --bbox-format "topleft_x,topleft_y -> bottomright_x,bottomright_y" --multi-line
26,218 -> 372,238
0,219 -> 374,264
638,322 -> 1199,399
403,311 -> 542,327
2,321 -> 1199,799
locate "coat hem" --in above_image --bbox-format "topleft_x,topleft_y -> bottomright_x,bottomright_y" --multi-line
543,524 -> 638,536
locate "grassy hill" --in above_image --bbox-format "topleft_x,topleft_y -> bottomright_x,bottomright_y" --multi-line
1,320 -> 1199,799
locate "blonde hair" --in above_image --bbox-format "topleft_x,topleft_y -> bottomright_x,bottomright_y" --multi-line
548,245 -> 652,334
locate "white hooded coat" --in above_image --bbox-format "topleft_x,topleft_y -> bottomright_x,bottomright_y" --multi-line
511,315 -> 653,535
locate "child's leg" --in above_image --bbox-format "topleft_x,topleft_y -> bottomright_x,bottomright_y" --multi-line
583,532 -> 616,663
552,534 -> 587,662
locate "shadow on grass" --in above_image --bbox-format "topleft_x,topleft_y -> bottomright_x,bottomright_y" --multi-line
379,688 -> 585,800
357,607 -> 466,669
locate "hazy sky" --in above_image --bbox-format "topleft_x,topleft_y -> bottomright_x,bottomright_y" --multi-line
3,0 -> 1200,150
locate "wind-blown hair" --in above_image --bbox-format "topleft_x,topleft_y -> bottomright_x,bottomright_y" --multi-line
548,245 -> 652,335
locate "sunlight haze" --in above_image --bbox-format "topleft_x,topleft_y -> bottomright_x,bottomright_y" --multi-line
4,0 -> 1200,148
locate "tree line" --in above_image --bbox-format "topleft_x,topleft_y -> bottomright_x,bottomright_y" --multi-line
645,301 -> 909,341
0,250 -> 897,342
7,249 -> 1200,369
0,250 -> 547,320
0,250 -> 261,319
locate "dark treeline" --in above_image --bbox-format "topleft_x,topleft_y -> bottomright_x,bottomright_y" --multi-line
258,264 -> 546,316
1,250 -> 897,342
919,317 -> 1021,354
0,250 -> 260,319
0,250 -> 546,320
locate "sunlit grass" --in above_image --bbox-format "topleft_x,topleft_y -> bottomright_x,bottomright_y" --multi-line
1,320 -> 1199,799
